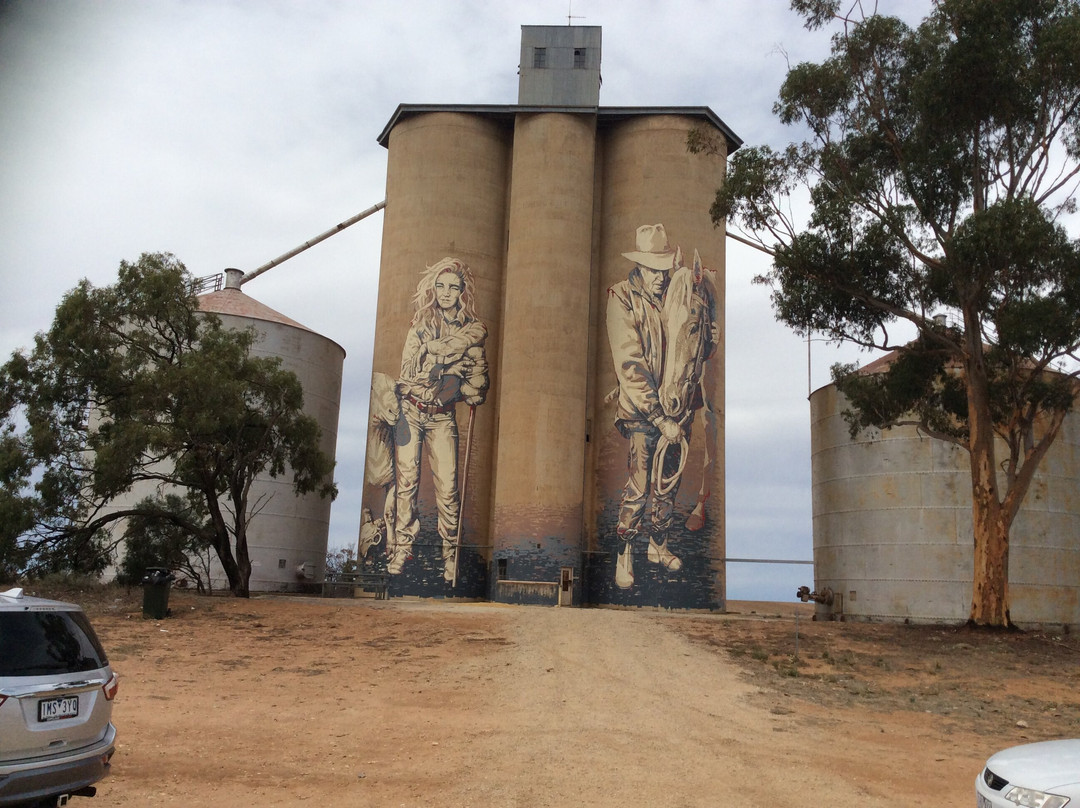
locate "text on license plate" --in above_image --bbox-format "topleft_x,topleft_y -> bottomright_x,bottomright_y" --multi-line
38,695 -> 79,722
976,793 -> 994,808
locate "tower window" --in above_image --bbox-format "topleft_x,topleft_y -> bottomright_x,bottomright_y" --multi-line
533,47 -> 547,69
574,48 -> 586,68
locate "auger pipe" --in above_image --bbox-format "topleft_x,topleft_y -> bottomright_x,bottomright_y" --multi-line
241,200 -> 386,284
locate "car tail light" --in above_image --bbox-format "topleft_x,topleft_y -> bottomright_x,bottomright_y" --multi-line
102,672 -> 119,701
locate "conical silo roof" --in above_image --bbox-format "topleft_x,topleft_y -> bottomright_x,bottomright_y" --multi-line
197,285 -> 314,334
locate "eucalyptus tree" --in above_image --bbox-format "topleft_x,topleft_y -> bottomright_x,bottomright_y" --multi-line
0,252 -> 336,596
703,0 -> 1080,626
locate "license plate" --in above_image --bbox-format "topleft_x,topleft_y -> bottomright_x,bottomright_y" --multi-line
976,793 -> 994,808
38,695 -> 79,722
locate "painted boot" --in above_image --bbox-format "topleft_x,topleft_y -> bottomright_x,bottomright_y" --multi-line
647,536 -> 682,571
386,542 -> 411,575
615,540 -> 634,589
443,544 -> 457,584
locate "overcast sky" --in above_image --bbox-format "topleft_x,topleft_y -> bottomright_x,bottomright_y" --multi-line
0,0 -> 927,601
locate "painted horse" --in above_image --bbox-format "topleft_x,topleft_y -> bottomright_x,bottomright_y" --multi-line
359,371 -> 401,557
657,250 -> 719,526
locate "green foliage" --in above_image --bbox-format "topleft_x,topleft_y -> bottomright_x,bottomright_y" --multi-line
0,435 -> 35,580
116,494 -> 213,590
832,334 -> 969,442
715,0 -> 1080,432
0,253 -> 336,595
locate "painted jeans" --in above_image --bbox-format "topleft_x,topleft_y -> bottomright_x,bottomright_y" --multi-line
617,423 -> 684,540
393,399 -> 460,556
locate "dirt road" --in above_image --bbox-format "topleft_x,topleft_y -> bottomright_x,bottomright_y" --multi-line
55,588 -> 1077,806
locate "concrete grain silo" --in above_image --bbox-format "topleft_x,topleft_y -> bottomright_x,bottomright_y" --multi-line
368,110 -> 510,599
360,25 -> 739,609
493,111 -> 597,594
810,375 -> 1080,627
590,112 -> 728,609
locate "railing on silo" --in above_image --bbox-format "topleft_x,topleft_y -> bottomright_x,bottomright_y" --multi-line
189,274 -> 223,295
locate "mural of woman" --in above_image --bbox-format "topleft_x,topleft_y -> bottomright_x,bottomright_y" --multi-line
389,257 -> 488,582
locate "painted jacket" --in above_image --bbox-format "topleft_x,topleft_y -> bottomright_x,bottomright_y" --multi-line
398,310 -> 488,407
607,268 -> 666,435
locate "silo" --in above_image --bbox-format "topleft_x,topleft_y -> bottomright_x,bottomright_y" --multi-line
811,381 -> 1080,626
363,27 -> 742,608
197,270 -> 345,591
1009,410 -> 1080,626
364,110 -> 510,598
489,111 -> 597,603
591,113 -> 728,610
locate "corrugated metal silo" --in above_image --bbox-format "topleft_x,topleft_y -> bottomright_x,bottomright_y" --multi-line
196,270 -> 345,591
811,379 -> 1080,626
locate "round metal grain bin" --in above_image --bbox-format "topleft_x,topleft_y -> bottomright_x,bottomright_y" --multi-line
198,275 -> 345,592
810,381 -> 1080,627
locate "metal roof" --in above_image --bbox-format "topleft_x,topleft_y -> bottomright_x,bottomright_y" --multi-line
376,103 -> 742,153
198,287 -> 313,332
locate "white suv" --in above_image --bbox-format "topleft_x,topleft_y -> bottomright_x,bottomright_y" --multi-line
0,588 -> 118,807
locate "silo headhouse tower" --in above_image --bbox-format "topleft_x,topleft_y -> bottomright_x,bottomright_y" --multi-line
359,25 -> 740,609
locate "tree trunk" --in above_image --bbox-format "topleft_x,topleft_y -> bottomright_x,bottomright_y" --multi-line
211,531 -> 245,596
233,518 -> 251,599
229,485 -> 252,598
968,466 -> 1010,626
965,344 -> 1011,627
203,490 -> 246,596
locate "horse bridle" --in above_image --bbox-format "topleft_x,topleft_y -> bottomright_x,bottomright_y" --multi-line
652,285 -> 711,497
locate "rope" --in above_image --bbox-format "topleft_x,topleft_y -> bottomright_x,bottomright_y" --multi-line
652,434 -> 688,496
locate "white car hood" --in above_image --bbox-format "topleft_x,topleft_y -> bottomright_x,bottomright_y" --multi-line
987,739 -> 1080,791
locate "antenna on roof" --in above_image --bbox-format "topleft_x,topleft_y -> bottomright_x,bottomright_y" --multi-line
566,1 -> 583,24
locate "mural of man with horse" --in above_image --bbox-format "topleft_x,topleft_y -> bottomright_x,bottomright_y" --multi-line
606,224 -> 718,590
390,256 -> 489,582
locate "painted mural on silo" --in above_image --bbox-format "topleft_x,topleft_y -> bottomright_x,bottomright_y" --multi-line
594,223 -> 721,607
358,257 -> 489,592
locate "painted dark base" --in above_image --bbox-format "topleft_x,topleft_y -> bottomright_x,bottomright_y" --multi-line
489,543 -> 581,606
586,505 -> 724,611
486,543 -> 582,606
357,505 -> 721,608
366,525 -> 488,599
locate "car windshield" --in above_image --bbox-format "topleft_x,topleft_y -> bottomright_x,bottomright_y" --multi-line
0,610 -> 109,675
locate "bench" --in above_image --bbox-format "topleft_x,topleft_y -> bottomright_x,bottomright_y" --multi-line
354,572 -> 390,600
322,572 -> 390,600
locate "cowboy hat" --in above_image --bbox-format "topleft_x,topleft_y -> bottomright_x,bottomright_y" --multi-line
622,223 -> 677,270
